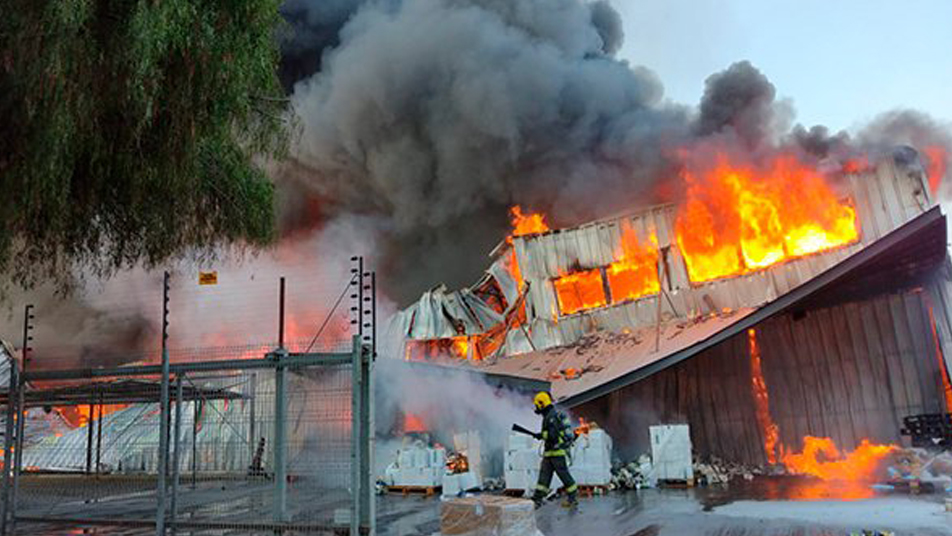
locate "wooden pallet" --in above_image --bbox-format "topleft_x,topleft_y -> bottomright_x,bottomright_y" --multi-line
657,478 -> 695,488
575,484 -> 610,497
387,485 -> 441,496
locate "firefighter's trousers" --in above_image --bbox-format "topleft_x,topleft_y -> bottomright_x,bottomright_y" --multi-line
531,454 -> 577,505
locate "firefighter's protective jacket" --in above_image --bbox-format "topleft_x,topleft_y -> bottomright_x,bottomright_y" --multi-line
539,406 -> 574,457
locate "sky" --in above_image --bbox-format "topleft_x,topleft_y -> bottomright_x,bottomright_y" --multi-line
615,0 -> 952,133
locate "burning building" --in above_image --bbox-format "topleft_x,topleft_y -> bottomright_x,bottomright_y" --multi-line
390,149 -> 952,468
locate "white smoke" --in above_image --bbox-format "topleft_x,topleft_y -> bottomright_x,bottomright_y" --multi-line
375,358 -> 538,448
0,216 -> 389,367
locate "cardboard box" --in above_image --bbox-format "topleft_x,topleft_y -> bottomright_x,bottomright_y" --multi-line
441,496 -> 536,536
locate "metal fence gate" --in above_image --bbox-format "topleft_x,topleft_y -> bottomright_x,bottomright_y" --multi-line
0,336 -> 374,535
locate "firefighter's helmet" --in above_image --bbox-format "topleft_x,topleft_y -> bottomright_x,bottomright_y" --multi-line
533,391 -> 553,412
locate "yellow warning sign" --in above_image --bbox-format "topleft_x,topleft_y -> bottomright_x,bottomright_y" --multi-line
198,271 -> 218,285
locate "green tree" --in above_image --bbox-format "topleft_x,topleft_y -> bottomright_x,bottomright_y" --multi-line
0,0 -> 287,290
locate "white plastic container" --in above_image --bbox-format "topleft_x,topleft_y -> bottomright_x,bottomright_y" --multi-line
570,428 -> 613,485
442,470 -> 480,496
650,424 -> 693,482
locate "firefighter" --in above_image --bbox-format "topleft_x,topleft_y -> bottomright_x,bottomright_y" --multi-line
530,391 -> 578,508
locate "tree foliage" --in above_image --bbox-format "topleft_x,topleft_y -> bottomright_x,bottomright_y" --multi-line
0,0 -> 288,290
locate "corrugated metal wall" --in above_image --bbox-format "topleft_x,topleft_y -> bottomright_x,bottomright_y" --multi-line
577,281 -> 949,464
514,158 -> 934,353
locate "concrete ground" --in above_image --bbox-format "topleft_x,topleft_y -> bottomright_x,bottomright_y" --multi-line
378,477 -> 952,536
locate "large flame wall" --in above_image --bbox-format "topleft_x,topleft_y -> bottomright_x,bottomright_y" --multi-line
511,158 -> 932,352
573,287 -> 951,465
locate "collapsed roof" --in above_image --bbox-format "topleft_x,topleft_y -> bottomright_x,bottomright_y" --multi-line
388,153 -> 942,403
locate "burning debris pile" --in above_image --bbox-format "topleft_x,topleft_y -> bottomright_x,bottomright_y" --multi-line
380,429 -> 488,495
443,431 -> 487,496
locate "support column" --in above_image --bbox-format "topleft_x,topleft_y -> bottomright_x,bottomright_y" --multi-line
359,343 -> 374,534
170,374 -> 183,532
191,399 -> 198,489
1,366 -> 18,535
156,271 -> 171,536
10,376 -> 25,530
96,392 -> 104,475
85,403 -> 94,474
273,351 -> 287,524
350,335 -> 361,536
248,373 -> 256,465
273,276 -> 288,525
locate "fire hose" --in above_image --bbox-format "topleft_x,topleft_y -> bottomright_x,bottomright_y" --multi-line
511,423 -> 576,466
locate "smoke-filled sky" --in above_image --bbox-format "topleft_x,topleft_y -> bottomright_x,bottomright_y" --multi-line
3,0 -> 951,366
279,0 -> 952,304
616,0 -> 952,130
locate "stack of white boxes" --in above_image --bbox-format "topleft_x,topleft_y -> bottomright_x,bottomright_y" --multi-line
383,441 -> 446,487
649,424 -> 693,482
504,431 -> 542,493
442,431 -> 484,495
442,469 -> 480,496
451,431 -> 485,480
569,428 -> 613,485
505,427 -> 615,492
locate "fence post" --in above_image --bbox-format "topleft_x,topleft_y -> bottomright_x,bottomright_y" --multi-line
273,350 -> 287,524
157,271 -> 171,535
96,390 -> 104,475
10,374 -> 25,530
273,276 -> 288,526
85,402 -> 94,474
170,374 -> 183,531
359,343 -> 374,534
350,334 -> 361,536
249,372 -> 256,466
191,399 -> 198,489
1,365 -> 18,535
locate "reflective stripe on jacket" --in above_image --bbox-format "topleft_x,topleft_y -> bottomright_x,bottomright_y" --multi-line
540,407 -> 573,456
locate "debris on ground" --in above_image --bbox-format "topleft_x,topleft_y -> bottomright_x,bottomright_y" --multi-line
873,447 -> 952,494
483,477 -> 505,491
611,452 -> 773,490
693,455 -> 765,485
610,454 -> 655,490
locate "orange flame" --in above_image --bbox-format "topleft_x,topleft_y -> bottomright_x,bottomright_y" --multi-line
59,404 -> 129,429
926,300 -> 952,412
509,206 -> 549,238
676,155 -> 859,283
924,145 -> 947,196
748,328 -> 780,464
842,157 -> 870,174
505,206 -> 549,291
748,329 -> 896,488
446,452 -> 470,474
451,336 -> 470,359
404,412 -> 426,433
403,336 -> 476,362
553,268 -> 607,316
782,436 -> 897,482
574,417 -> 593,436
507,249 -> 524,290
606,226 -> 660,303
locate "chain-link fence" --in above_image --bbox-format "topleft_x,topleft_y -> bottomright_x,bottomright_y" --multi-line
0,261 -> 377,535
1,339 -> 373,535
